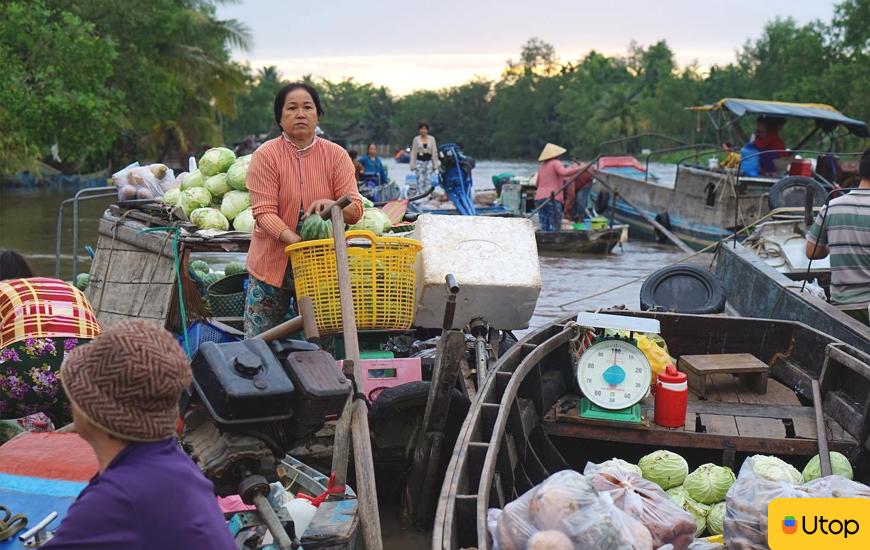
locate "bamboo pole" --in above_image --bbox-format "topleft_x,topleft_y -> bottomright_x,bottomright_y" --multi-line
322,198 -> 383,550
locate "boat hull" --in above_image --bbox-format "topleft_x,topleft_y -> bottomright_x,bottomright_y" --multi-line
535,225 -> 628,254
593,166 -> 773,250
433,311 -> 870,550
713,242 -> 870,354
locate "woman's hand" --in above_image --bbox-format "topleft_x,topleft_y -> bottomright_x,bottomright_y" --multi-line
305,199 -> 335,217
279,228 -> 302,245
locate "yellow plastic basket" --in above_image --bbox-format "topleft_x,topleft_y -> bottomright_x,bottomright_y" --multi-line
284,230 -> 422,335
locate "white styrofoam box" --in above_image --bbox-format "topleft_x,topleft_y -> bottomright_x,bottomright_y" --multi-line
412,214 -> 541,330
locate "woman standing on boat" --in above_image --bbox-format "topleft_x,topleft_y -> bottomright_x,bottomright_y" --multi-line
0,250 -> 100,426
245,83 -> 363,338
409,122 -> 439,197
534,143 -> 585,232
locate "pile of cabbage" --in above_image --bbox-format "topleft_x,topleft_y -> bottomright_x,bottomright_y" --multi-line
595,449 -> 857,540
162,148 -> 254,233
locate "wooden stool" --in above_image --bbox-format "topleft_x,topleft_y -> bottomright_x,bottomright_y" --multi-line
678,353 -> 769,398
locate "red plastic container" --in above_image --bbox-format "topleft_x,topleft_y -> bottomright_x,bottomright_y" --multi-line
654,364 -> 688,428
789,159 -> 813,177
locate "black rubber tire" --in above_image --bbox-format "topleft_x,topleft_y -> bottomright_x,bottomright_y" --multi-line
369,381 -> 469,425
595,190 -> 611,214
653,212 -> 671,244
768,176 -> 827,209
640,264 -> 726,314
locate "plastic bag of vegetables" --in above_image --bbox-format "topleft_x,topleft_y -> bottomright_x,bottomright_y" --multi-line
584,458 -> 643,478
112,162 -> 175,202
588,468 -> 696,549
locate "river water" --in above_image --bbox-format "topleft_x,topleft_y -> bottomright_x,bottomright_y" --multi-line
0,159 -> 687,319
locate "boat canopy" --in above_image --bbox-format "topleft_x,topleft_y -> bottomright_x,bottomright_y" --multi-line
688,98 -> 870,137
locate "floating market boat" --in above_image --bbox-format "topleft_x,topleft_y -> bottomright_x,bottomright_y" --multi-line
534,224 -> 628,254
433,310 -> 870,549
591,99 -> 870,249
712,241 -> 870,355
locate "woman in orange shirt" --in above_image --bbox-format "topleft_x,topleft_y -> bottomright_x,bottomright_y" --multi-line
244,83 -> 364,337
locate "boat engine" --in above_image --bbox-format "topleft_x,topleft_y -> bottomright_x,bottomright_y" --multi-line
180,338 -> 350,497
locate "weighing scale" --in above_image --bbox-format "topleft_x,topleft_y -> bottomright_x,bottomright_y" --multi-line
575,313 -> 658,424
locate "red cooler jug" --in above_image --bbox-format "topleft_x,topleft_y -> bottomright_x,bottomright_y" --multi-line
654,364 -> 688,428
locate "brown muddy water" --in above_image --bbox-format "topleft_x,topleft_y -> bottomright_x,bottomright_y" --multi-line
0,160 -> 694,548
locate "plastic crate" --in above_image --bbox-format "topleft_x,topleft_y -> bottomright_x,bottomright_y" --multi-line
178,320 -> 240,358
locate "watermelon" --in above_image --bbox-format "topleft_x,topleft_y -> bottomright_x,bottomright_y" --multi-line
224,261 -> 246,276
202,272 -> 223,288
190,260 -> 210,273
74,273 -> 89,291
300,215 -> 333,241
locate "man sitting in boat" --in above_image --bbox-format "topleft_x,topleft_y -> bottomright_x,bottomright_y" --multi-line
806,148 -> 870,325
41,320 -> 235,549
753,116 -> 788,176
535,143 -> 586,231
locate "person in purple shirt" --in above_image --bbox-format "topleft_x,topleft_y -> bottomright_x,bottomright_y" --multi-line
42,320 -> 235,550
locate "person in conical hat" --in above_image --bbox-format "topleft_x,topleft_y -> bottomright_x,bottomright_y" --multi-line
534,143 -> 586,231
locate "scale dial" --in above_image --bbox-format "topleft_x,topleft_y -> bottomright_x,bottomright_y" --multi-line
576,338 -> 651,410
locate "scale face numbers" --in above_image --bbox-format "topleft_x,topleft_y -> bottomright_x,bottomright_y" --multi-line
576,339 -> 651,410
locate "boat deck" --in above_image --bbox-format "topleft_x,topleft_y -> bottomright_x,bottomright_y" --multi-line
545,373 -> 855,461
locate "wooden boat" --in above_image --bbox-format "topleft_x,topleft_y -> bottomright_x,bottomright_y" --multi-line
713,242 -> 870,354
433,311 -> 870,549
592,99 -> 870,249
535,224 -> 628,254
0,432 -> 360,549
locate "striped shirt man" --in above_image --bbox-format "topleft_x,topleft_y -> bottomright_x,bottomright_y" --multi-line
246,135 -> 363,288
806,188 -> 870,311
0,277 -> 100,349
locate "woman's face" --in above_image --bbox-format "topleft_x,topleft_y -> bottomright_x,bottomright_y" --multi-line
367,144 -> 377,157
280,88 -> 319,142
419,126 -> 429,137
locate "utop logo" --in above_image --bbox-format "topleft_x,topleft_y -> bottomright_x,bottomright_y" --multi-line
769,498 -> 870,549
782,515 -> 797,534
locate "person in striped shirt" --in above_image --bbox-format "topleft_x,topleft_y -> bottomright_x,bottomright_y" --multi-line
244,83 -> 364,337
806,148 -> 870,325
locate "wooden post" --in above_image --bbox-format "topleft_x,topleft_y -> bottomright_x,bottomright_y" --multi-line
811,379 -> 833,477
322,198 -> 383,550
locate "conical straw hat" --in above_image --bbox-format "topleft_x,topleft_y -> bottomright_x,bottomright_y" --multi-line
538,143 -> 567,161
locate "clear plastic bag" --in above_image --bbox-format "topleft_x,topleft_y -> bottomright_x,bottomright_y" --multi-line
588,469 -> 696,550
803,475 -> 870,498
488,470 -> 654,550
112,162 -> 176,202
723,456 -> 810,549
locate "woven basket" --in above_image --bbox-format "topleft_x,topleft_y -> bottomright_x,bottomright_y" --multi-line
206,272 -> 248,318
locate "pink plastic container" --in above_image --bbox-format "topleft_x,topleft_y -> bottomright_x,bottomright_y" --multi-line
359,358 -> 422,402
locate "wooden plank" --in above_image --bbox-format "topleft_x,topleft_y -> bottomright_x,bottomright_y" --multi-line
735,416 -> 786,439
680,353 -> 770,374
685,400 -> 814,420
700,414 -> 739,436
542,418 -> 855,455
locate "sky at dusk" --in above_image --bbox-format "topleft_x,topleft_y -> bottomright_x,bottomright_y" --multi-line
217,0 -> 838,94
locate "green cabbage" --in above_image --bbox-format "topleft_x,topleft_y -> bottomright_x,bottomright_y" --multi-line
162,187 -> 181,205
590,458 -> 642,477
638,450 -> 688,490
683,463 -> 735,504
226,157 -> 250,191
361,196 -> 374,209
199,147 -> 236,176
750,455 -> 803,484
190,207 -> 229,231
178,187 -> 212,216
802,452 -> 853,482
707,502 -> 725,535
181,169 -> 204,190
232,208 -> 254,233
220,190 -> 251,221
666,485 -> 711,536
204,173 -> 231,198
348,208 -> 391,235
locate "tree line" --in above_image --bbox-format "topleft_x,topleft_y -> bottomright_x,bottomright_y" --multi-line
2,0 -> 869,175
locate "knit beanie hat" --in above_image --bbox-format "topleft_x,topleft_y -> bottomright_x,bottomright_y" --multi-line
61,319 -> 192,441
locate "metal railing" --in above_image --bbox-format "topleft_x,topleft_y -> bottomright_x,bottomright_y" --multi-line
54,186 -> 117,279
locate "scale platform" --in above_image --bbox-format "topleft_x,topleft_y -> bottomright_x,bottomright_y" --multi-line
579,397 -> 644,424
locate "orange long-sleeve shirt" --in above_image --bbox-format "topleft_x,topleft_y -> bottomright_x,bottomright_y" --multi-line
246,135 -> 363,287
